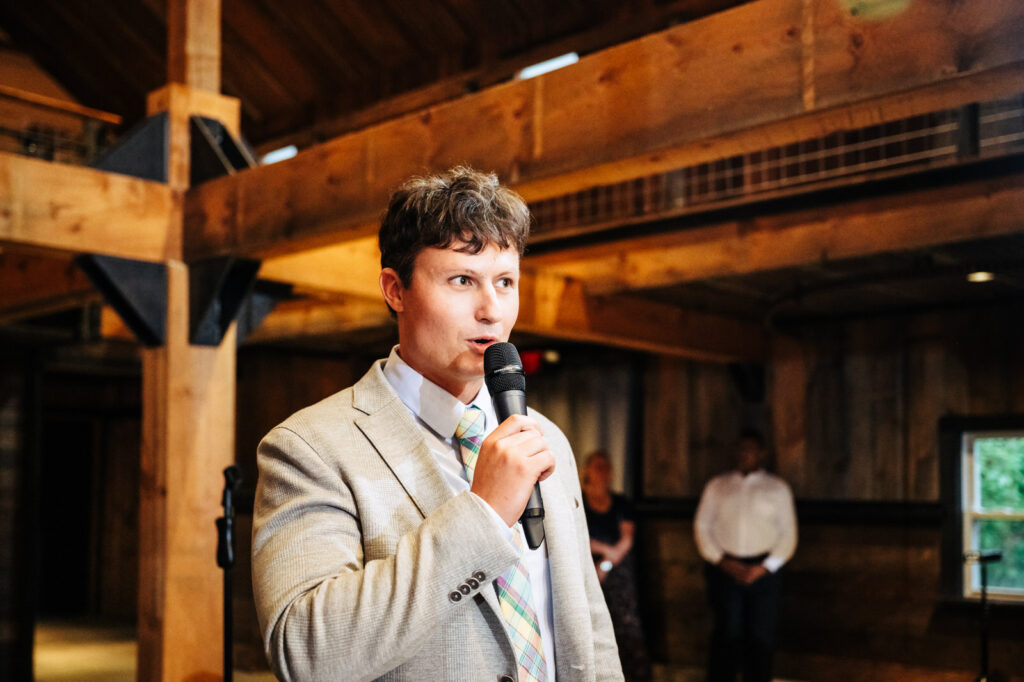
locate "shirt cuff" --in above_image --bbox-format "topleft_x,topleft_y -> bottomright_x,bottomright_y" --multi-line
469,492 -> 516,542
763,555 -> 785,573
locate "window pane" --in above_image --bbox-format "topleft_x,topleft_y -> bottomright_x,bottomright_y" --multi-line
971,519 -> 1024,592
976,437 -> 1024,510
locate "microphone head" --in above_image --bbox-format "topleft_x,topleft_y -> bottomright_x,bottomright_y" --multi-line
484,342 -> 526,393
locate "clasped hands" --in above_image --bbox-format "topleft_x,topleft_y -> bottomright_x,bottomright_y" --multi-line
719,556 -> 769,585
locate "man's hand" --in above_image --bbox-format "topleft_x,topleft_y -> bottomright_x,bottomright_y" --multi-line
719,558 -> 770,585
470,414 -> 556,526
718,557 -> 748,583
743,565 -> 769,585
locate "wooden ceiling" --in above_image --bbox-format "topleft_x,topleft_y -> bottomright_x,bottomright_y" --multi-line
1,0 -> 1023,363
0,0 -> 747,151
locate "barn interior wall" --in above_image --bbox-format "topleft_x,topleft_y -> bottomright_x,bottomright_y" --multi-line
640,300 -> 1024,680
3,299 -> 1022,679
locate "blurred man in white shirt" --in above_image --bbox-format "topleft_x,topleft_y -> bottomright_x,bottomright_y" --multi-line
694,429 -> 797,682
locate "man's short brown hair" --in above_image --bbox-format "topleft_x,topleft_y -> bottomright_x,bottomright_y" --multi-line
379,166 -> 531,288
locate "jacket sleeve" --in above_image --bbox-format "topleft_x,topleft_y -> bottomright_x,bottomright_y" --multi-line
251,425 -> 518,682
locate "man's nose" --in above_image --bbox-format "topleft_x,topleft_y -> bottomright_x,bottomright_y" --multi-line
475,284 -> 502,322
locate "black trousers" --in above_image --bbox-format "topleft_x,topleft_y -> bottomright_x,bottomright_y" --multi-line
704,560 -> 781,682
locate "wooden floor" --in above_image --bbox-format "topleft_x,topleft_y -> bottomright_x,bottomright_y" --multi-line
33,620 -> 276,682
33,619 -> 805,681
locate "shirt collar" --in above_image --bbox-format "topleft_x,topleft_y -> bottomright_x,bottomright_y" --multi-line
382,345 -> 495,438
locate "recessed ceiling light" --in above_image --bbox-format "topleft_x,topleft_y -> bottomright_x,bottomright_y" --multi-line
967,271 -> 995,283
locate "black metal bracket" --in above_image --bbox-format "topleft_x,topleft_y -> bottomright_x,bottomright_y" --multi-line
189,257 -> 262,346
74,255 -> 168,347
86,111 -> 266,347
189,115 -> 257,186
91,111 -> 257,185
235,280 -> 292,347
91,111 -> 170,182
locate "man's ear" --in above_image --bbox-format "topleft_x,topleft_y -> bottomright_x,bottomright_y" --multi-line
379,268 -> 405,313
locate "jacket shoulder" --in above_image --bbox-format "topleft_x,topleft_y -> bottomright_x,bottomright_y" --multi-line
265,360 -> 393,446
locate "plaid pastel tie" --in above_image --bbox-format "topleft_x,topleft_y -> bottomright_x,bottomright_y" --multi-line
455,406 -> 548,682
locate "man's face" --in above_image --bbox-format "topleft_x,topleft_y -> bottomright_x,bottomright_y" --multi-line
736,437 -> 766,474
381,242 -> 520,403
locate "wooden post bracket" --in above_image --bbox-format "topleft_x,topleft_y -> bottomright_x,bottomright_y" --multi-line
188,256 -> 261,346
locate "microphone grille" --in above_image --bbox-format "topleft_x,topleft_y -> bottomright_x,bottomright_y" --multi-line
484,342 -> 526,393
484,342 -> 521,373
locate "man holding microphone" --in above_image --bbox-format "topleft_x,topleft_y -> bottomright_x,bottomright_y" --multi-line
251,166 -> 623,682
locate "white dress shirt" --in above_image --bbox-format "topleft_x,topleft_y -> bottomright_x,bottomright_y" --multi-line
694,469 -> 798,573
383,346 -> 557,680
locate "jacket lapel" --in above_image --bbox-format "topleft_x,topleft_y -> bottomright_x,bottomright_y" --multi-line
354,362 -> 512,644
352,361 -> 453,520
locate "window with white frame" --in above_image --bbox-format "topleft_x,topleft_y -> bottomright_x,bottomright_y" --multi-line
961,431 -> 1024,600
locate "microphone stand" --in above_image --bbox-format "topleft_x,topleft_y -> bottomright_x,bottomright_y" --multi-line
216,465 -> 242,682
963,549 -> 1003,682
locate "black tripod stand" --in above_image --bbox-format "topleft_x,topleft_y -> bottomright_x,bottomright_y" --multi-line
216,465 -> 243,682
963,549 -> 1004,682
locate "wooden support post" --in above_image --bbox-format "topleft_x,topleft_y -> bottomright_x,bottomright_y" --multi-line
168,0 -> 221,93
139,263 -> 236,682
138,1 -> 239,679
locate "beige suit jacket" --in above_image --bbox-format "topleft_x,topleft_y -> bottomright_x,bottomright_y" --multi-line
252,360 -> 623,682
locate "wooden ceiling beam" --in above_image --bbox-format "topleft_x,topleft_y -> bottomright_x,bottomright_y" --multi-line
186,0 -> 1024,261
527,170 -> 1024,294
252,0 -> 747,152
517,272 -> 765,362
253,248 -> 765,361
259,236 -> 382,299
244,295 -> 394,344
0,152 -> 175,261
0,252 -> 97,323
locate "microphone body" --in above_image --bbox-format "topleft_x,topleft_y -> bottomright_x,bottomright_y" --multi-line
484,343 -> 545,549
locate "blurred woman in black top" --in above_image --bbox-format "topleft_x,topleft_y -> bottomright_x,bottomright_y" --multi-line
583,450 -> 652,682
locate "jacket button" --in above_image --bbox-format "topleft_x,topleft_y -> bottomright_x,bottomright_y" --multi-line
499,676 -> 514,682
459,583 -> 471,595
449,591 -> 462,603
474,570 -> 486,581
466,577 -> 479,589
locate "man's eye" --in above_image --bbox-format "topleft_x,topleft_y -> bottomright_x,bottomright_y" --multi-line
498,278 -> 514,288
453,275 -> 471,285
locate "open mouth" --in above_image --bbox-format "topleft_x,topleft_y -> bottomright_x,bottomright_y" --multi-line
470,337 -> 496,347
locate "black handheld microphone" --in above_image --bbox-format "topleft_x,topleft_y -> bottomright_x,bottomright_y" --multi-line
484,342 -> 545,549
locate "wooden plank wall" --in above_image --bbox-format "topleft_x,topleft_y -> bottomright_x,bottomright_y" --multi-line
640,301 -> 1024,680
0,349 -> 34,681
773,304 -> 1024,501
642,358 -> 754,497
526,350 -> 637,493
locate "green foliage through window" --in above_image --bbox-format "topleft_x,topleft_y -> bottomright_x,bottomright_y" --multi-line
976,437 -> 1024,510
969,436 -> 1024,595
